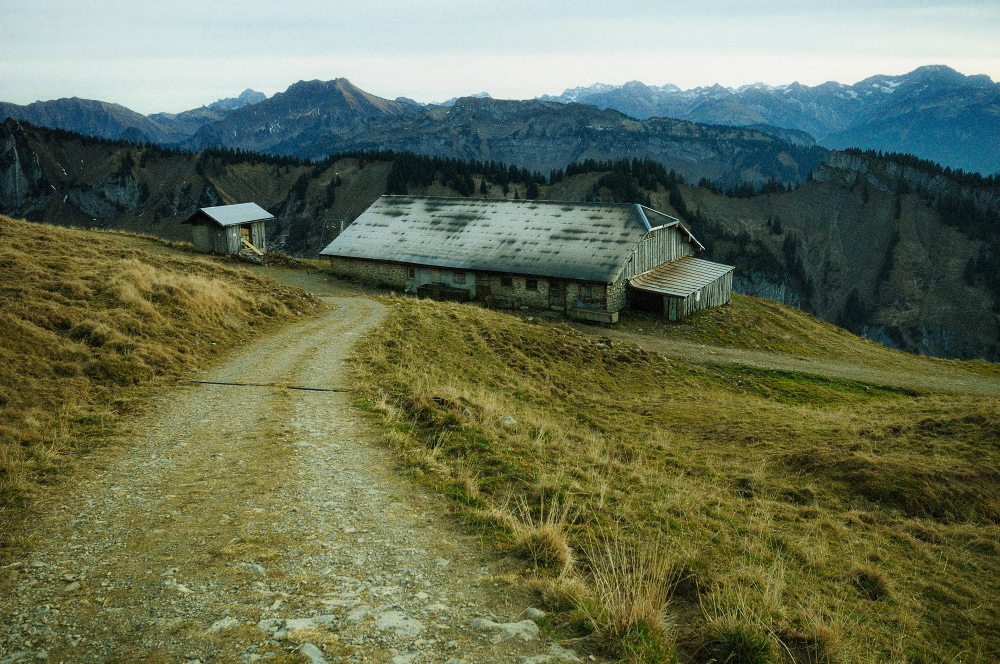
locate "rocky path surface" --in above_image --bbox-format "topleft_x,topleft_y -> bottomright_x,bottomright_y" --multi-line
0,297 -> 590,664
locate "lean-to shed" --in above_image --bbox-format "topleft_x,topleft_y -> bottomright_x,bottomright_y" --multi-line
183,203 -> 273,255
320,196 -> 733,322
628,255 -> 735,320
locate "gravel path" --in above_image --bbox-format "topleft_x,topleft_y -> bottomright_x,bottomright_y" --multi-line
0,297 -> 588,664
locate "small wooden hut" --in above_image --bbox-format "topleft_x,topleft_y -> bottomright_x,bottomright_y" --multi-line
183,203 -> 274,256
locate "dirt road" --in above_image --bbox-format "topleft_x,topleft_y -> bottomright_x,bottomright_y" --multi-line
570,323 -> 1000,396
0,296 -> 584,664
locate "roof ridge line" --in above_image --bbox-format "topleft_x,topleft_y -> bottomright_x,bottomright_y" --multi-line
634,204 -> 652,231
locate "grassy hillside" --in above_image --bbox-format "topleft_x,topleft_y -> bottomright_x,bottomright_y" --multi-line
0,216 -> 318,549
353,296 -> 1000,663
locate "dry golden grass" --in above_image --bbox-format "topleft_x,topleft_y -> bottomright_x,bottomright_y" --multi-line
354,296 -> 1000,663
581,531 -> 680,659
510,496 -> 575,574
0,216 -> 318,550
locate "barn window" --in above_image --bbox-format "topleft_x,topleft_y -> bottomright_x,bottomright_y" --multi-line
501,276 -> 513,288
579,284 -> 592,298
454,272 -> 467,284
407,267 -> 416,279
526,278 -> 538,291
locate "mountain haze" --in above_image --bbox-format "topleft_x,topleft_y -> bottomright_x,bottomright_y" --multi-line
4,65 -> 996,179
0,89 -> 267,146
189,79 -> 418,153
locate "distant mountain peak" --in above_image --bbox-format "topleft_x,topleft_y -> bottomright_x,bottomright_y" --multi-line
208,89 -> 266,111
435,92 -> 492,107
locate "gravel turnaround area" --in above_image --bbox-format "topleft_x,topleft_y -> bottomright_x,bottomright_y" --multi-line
1,297 -> 591,664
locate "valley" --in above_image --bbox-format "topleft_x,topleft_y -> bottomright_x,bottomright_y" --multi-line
3,117 -> 996,362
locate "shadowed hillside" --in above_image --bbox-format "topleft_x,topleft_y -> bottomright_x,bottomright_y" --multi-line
670,151 -> 1000,360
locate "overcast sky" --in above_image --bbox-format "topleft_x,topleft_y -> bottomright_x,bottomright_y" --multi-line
1,0 -> 997,115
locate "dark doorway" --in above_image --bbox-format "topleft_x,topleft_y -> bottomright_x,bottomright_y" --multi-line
628,287 -> 664,315
475,273 -> 491,301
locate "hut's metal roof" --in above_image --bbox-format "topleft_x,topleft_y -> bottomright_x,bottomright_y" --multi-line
629,256 -> 734,297
184,203 -> 274,227
319,196 -> 694,282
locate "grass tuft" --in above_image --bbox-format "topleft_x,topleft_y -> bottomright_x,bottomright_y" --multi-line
511,497 -> 574,574
576,530 -> 679,661
851,566 -> 892,601
705,617 -> 774,664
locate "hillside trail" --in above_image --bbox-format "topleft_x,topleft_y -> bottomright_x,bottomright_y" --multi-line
0,294 -> 591,664
567,323 -> 1000,397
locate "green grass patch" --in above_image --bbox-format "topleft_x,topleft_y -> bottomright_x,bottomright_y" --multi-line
619,294 -> 870,358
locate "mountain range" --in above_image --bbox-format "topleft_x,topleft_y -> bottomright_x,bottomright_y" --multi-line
541,65 -> 1000,176
1,65 -> 996,177
0,88 -> 267,146
0,79 -> 827,186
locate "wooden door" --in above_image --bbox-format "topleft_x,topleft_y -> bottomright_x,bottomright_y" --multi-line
475,274 -> 491,301
549,280 -> 565,310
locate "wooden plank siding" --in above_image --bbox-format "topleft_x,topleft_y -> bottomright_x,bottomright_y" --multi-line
618,225 -> 696,281
250,220 -> 267,253
670,270 -> 733,320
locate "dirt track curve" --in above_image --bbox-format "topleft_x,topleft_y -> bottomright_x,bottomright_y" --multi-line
0,294 -> 592,664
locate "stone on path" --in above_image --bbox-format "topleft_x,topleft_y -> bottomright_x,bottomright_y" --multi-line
205,616 -> 241,633
299,642 -> 329,664
522,644 -> 584,663
376,610 -> 425,638
469,618 -> 540,642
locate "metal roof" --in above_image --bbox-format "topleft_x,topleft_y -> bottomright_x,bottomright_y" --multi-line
629,256 -> 734,297
319,196 -> 694,282
184,203 -> 274,227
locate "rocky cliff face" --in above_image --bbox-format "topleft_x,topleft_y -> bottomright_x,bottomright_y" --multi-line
0,119 -> 48,212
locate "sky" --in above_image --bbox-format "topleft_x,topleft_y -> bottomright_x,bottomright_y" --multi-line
1,0 -> 998,115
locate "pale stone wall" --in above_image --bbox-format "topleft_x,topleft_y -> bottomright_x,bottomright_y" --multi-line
328,258 -> 634,318
329,257 -> 407,289
504,275 -> 551,308
407,267 -> 477,296
607,280 -> 628,313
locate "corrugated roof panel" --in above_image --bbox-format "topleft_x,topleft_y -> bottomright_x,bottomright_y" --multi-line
629,256 -> 734,297
320,197 -> 693,283
191,203 -> 274,227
